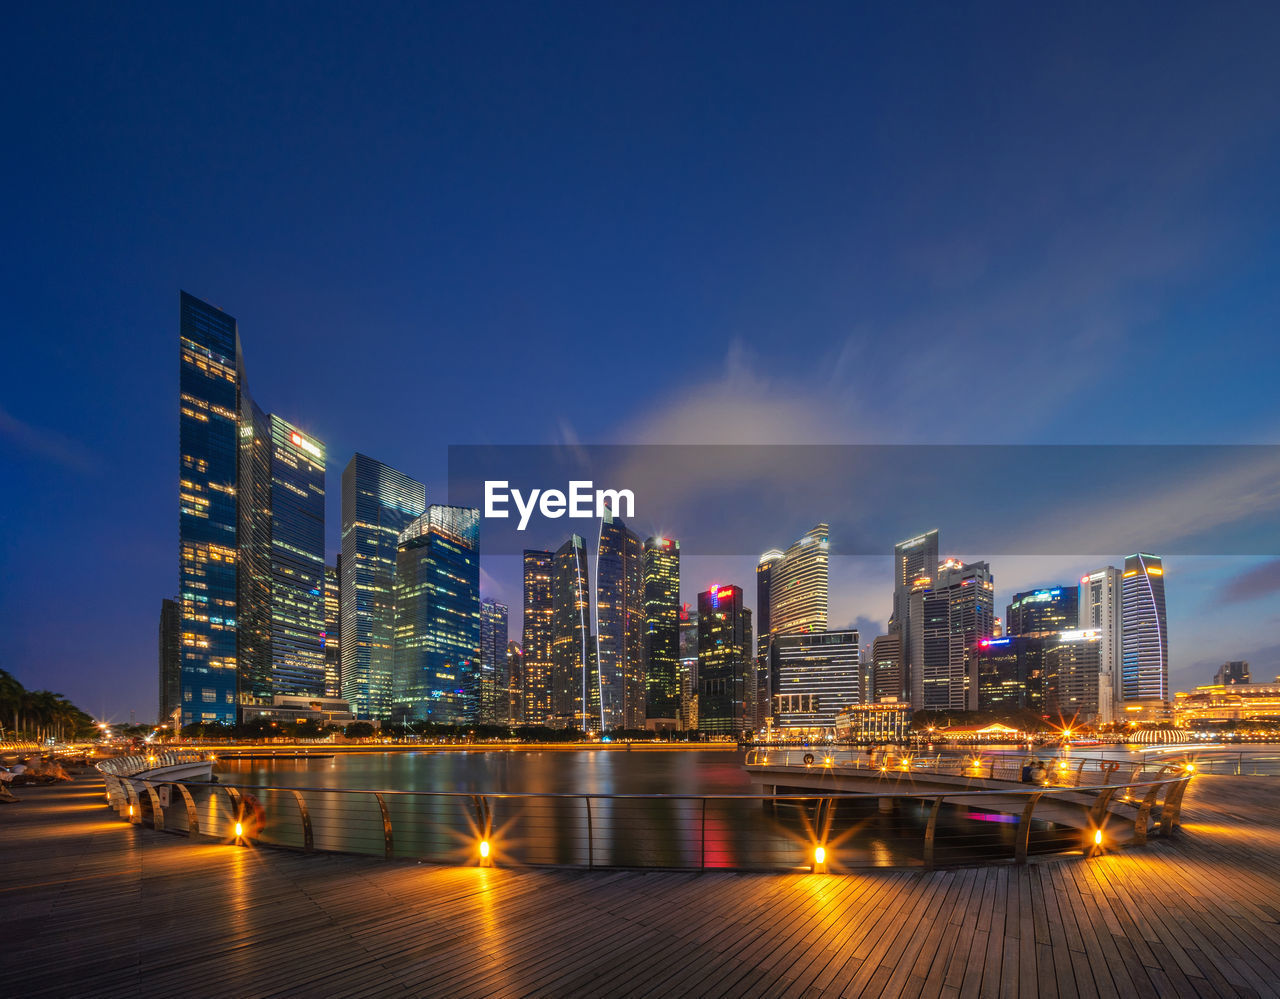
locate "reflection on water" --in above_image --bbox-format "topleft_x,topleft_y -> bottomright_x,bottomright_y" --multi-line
191,749 -> 1080,870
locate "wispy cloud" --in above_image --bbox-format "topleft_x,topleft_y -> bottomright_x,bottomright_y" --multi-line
1220,558 -> 1280,605
0,405 -> 98,473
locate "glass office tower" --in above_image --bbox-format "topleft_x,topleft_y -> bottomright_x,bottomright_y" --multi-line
479,599 -> 509,725
521,550 -> 554,725
697,585 -> 753,735
1005,587 -> 1078,637
393,506 -> 481,726
891,530 -> 939,702
1122,553 -> 1168,703
323,561 -> 341,697
595,511 -> 645,730
773,630 -> 861,734
158,597 -> 181,724
643,537 -> 681,724
340,454 -> 426,720
178,291 -> 241,726
552,535 -> 596,730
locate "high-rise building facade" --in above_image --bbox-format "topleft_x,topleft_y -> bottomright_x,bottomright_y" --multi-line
323,561 -> 341,697
479,599 -> 509,725
643,537 -> 681,725
769,525 -> 829,637
595,512 -> 645,730
975,635 -> 1045,713
506,641 -> 525,725
1121,553 -> 1168,703
392,506 -> 481,726
870,633 -> 902,702
891,530 -> 939,702
340,454 -> 426,720
178,291 -> 242,726
158,597 -> 181,724
1080,567 -> 1122,723
1215,661 -> 1251,686
521,550 -> 554,724
679,604 -> 699,730
773,630 -> 861,733
1044,629 -> 1103,721
1006,587 -> 1078,637
697,585 -> 752,735
552,535 -> 596,729
911,559 -> 994,711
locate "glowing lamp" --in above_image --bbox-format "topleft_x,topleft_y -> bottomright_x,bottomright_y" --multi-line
479,840 -> 491,858
814,846 -> 826,865
235,821 -> 244,838
128,804 -> 134,817
1093,829 -> 1103,847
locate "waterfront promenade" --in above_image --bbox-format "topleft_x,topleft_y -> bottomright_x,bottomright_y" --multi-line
4,776 -> 1280,998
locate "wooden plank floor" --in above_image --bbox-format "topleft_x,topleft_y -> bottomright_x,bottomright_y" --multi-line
3,776 -> 1279,998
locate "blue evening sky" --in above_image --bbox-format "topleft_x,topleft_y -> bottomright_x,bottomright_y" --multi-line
3,3 -> 1279,720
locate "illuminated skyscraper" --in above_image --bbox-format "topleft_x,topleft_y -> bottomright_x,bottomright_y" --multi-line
1080,567 -> 1122,723
552,535 -> 596,730
891,530 -> 938,702
975,636 -> 1045,712
479,599 -> 509,725
158,597 -> 181,724
755,549 -> 782,728
595,511 -> 645,730
392,506 -> 481,725
323,561 -> 341,697
1006,587 -> 1078,637
521,550 -> 554,724
178,291 -> 242,726
679,604 -> 699,730
769,524 -> 829,637
870,633 -> 902,702
911,559 -> 994,711
643,537 -> 681,726
506,641 -> 525,725
340,454 -> 426,720
1122,553 -> 1168,703
697,585 -> 753,735
774,629 -> 860,734
1044,629 -> 1102,721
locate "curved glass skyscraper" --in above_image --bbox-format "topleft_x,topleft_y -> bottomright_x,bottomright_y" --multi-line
1122,553 -> 1168,703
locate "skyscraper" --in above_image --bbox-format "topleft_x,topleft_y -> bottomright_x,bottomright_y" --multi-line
506,641 -> 525,725
178,291 -> 241,726
891,530 -> 939,702
1044,629 -> 1103,721
911,559 -> 994,711
870,633 -> 902,702
595,511 -> 645,730
552,535 -> 596,730
323,561 -> 341,697
773,629 -> 861,734
393,506 -> 481,726
340,454 -> 426,720
1006,587 -> 1078,637
479,599 -> 509,725
697,585 -> 752,735
769,524 -> 829,637
679,604 -> 699,730
158,598 -> 181,724
975,636 -> 1045,713
521,550 -> 554,725
1122,553 -> 1168,704
755,549 -> 781,728
1214,661 -> 1250,685
1080,567 -> 1122,723
643,537 -> 681,726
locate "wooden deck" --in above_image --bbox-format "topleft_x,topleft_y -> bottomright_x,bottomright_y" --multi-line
4,775 -> 1280,998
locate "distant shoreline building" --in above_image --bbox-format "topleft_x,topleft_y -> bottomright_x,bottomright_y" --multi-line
643,537 -> 681,728
521,550 -> 554,725
697,584 -> 752,736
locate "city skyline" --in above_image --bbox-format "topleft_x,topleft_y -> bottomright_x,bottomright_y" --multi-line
5,4 -> 1280,720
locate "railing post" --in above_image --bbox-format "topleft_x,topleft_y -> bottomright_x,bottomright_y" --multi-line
291,789 -> 313,852
1160,776 -> 1193,836
700,797 -> 706,869
585,796 -> 594,869
143,781 -> 164,831
1075,760 -> 1087,787
924,796 -> 944,869
373,792 -> 393,858
174,782 -> 199,837
124,781 -> 141,824
1015,792 -> 1042,864
1133,781 -> 1164,845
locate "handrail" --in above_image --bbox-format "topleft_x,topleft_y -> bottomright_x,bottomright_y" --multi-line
97,768 -> 1190,874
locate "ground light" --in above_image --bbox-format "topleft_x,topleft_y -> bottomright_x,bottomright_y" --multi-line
234,821 -> 244,845
812,845 -> 828,874
479,839 -> 492,867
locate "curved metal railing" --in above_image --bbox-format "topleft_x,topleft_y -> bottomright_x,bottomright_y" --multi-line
97,766 -> 1192,873
97,750 -> 213,777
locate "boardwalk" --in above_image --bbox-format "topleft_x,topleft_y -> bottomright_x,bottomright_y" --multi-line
4,776 -> 1280,998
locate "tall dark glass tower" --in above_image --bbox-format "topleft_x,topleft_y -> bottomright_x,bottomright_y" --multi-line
158,597 -> 181,724
643,537 -> 680,725
340,454 -> 426,720
479,599 -> 509,725
393,506 -> 481,726
595,511 -> 645,730
697,584 -> 752,735
521,550 -> 554,725
891,530 -> 939,701
178,291 -> 241,726
1006,587 -> 1078,637
1122,553 -> 1168,703
552,535 -> 595,730
323,560 -> 341,697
